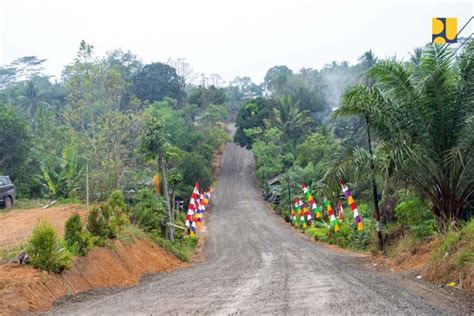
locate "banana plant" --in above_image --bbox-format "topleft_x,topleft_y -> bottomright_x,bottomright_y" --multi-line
41,146 -> 84,198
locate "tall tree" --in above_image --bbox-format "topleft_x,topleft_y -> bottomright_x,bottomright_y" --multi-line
139,115 -> 174,241
17,81 -> 49,121
264,65 -> 293,94
0,104 -> 31,182
132,62 -> 185,104
188,85 -> 225,108
166,58 -> 197,86
270,96 -> 314,145
234,97 -> 275,148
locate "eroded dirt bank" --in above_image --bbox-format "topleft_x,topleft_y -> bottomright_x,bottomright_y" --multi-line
0,239 -> 184,315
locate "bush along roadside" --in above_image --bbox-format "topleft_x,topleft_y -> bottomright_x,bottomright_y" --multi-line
271,185 -> 458,257
271,182 -> 375,253
22,188 -> 200,274
26,220 -> 73,273
272,182 -> 474,292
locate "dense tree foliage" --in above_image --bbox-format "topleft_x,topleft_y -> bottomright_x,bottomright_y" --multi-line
333,43 -> 474,230
235,42 -> 473,242
0,103 -> 32,191
0,41 -> 235,207
132,62 -> 185,104
234,97 -> 275,147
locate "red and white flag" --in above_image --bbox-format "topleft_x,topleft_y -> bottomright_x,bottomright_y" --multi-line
185,182 -> 199,228
337,200 -> 344,223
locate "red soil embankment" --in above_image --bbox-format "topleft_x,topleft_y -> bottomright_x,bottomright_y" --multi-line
0,205 -> 87,250
0,238 -> 185,315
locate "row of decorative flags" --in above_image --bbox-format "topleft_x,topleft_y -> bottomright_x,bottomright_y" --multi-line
185,182 -> 211,236
291,181 -> 363,232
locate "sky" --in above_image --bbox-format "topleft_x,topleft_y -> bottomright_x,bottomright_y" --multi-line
0,0 -> 472,84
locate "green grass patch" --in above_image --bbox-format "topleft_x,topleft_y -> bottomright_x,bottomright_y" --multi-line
388,233 -> 422,258
430,219 -> 474,268
10,198 -> 50,210
8,198 -> 85,211
456,248 -> 474,267
117,224 -> 147,245
0,245 -> 25,264
154,236 -> 198,262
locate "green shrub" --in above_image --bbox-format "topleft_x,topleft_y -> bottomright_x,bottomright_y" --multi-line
348,220 -> 374,251
117,224 -> 146,245
309,225 -> 328,242
327,223 -> 351,248
26,220 -> 73,273
154,235 -> 198,262
440,230 -> 461,254
87,206 -> 110,238
129,188 -> 168,236
409,219 -> 437,238
431,219 -> 474,267
108,190 -> 126,212
64,214 -> 93,256
108,190 -> 130,228
388,233 -> 421,257
456,248 -> 474,266
88,190 -> 130,240
395,193 -> 432,227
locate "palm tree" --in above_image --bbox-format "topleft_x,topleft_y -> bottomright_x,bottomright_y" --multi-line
17,81 -> 49,120
334,42 -> 474,231
270,96 -> 314,144
409,47 -> 423,66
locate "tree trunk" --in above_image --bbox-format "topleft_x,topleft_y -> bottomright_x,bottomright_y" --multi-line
366,115 -> 383,251
171,187 -> 176,221
160,154 -> 174,242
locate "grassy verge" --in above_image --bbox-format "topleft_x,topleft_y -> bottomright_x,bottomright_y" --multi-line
0,244 -> 24,264
153,236 -> 199,262
429,219 -> 474,269
7,198 -> 85,211
117,224 -> 147,245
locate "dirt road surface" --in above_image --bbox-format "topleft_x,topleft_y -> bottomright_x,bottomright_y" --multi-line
48,144 -> 471,315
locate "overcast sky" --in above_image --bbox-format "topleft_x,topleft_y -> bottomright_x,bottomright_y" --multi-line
0,0 -> 472,84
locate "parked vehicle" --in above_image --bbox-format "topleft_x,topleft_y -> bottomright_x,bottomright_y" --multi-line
0,176 -> 16,208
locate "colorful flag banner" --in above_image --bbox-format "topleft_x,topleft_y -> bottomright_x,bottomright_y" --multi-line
340,181 -> 363,231
301,183 -> 321,219
324,200 -> 340,232
291,202 -> 296,226
191,215 -> 197,236
299,198 -> 312,227
196,194 -> 205,223
297,197 -> 307,229
294,199 -> 302,228
203,191 -> 210,206
337,200 -> 344,223
186,182 -> 199,232
293,200 -> 299,226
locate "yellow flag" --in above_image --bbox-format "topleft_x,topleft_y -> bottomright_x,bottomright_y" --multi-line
153,173 -> 161,195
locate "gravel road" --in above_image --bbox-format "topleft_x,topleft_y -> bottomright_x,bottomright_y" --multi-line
48,143 -> 471,315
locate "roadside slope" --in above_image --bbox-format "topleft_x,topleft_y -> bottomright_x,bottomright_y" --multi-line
0,238 -> 183,315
